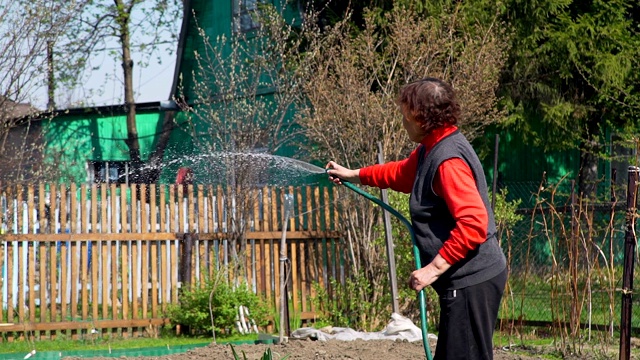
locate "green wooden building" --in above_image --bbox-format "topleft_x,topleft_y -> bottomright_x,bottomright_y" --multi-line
41,102 -> 188,184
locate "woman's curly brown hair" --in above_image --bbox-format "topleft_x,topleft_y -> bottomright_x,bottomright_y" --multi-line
396,78 -> 461,133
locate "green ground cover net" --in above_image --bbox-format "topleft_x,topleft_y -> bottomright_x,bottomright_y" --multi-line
0,339 -> 278,360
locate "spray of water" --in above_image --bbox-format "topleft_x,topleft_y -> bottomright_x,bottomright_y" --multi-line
135,152 -> 328,186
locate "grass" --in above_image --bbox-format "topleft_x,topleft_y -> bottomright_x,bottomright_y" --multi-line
493,330 -> 636,359
0,331 -> 261,354
502,272 -> 640,331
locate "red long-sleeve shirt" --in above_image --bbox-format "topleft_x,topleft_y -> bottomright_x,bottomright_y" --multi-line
358,125 -> 489,264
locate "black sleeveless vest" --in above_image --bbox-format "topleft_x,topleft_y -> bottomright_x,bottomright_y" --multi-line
409,130 -> 506,293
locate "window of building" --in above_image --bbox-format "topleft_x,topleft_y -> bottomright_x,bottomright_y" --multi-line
233,0 -> 261,33
87,161 -> 130,184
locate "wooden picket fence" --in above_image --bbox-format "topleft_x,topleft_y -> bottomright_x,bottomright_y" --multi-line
0,183 -> 346,340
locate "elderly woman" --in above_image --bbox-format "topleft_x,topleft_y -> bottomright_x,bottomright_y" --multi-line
326,78 -> 507,360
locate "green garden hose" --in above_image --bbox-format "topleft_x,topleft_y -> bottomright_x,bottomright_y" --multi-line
339,181 -> 433,360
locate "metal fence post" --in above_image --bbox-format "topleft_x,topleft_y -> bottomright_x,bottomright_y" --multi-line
377,142 -> 400,315
619,166 -> 639,360
491,134 -> 500,210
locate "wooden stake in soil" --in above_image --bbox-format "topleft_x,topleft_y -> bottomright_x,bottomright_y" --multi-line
279,193 -> 294,344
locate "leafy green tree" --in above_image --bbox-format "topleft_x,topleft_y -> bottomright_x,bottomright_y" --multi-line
316,0 -> 502,31
499,0 -> 640,197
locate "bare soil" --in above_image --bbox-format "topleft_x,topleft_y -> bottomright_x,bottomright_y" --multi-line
63,338 -> 560,360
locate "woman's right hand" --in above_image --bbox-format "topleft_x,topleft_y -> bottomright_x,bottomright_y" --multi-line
325,161 -> 361,185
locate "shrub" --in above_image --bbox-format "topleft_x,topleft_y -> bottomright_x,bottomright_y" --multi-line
270,301 -> 302,334
167,277 -> 269,336
311,272 -> 379,331
491,188 -> 523,234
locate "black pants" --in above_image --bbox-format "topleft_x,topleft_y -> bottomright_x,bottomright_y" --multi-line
434,268 -> 507,360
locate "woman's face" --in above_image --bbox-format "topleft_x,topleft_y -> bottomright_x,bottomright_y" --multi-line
401,106 -> 426,143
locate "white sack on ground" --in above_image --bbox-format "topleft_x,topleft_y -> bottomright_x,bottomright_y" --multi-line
290,313 -> 436,342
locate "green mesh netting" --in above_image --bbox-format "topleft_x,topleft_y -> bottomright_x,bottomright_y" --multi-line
0,339 -> 278,360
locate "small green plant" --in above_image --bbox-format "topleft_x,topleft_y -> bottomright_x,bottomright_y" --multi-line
230,344 -> 249,360
230,344 -> 289,360
491,188 -> 523,232
311,272 -> 378,330
167,276 -> 269,336
270,301 -> 302,333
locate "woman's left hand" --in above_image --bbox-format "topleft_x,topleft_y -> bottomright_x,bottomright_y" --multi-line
409,267 -> 439,291
409,254 -> 451,291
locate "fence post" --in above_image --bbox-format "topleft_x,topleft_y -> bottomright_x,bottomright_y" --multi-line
491,134 -> 500,210
279,193 -> 294,343
179,233 -> 194,288
176,232 -> 195,336
619,166 -> 639,360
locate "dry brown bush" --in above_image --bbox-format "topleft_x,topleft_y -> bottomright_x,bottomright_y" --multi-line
180,2 -> 509,329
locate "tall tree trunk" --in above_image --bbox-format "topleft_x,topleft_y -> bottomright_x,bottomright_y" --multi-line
47,40 -> 55,111
578,117 -> 601,199
116,0 -> 142,182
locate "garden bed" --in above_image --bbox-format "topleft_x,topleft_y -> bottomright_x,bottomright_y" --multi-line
60,338 -> 607,359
